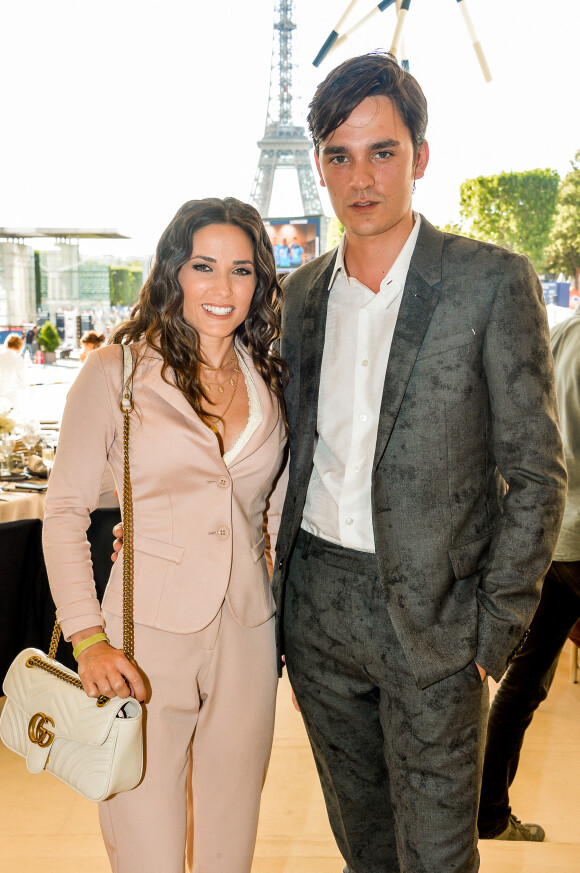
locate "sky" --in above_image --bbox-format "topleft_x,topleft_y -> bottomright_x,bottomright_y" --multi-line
1,0 -> 579,260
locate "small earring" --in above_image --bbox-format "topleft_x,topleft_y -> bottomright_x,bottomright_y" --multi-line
412,181 -> 416,194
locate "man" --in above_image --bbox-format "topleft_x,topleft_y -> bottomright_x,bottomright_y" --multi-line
278,238 -> 291,269
272,53 -> 566,873
24,325 -> 38,362
478,305 -> 580,843
290,238 -> 304,267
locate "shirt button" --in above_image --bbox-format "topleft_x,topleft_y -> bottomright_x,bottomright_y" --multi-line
217,476 -> 230,489
360,414 -> 367,422
353,467 -> 359,474
216,526 -> 230,539
362,359 -> 369,367
345,517 -> 353,525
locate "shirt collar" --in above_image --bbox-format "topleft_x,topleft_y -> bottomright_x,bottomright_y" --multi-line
329,213 -> 422,292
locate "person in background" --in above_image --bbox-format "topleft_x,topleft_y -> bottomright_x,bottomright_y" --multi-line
478,305 -> 580,841
278,238 -> 291,270
79,329 -> 106,363
290,238 -> 304,267
273,241 -> 282,267
24,325 -> 38,361
42,197 -> 287,873
0,333 -> 27,407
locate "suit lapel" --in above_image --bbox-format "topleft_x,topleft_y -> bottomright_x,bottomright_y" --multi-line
139,351 -> 203,425
293,253 -> 336,480
136,346 -> 220,460
372,218 -> 443,472
140,342 -> 283,466
225,345 -> 280,468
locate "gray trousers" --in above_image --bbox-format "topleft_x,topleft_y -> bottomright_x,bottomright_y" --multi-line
284,530 -> 489,873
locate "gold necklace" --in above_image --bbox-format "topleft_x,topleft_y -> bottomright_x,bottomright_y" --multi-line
208,354 -> 240,433
200,349 -> 236,372
202,360 -> 240,394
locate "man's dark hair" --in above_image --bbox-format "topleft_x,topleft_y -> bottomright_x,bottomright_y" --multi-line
307,52 -> 428,157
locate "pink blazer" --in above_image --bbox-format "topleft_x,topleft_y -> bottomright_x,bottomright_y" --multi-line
43,341 -> 287,641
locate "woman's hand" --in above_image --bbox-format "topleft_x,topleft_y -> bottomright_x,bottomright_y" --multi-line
111,522 -> 124,563
71,626 -> 145,702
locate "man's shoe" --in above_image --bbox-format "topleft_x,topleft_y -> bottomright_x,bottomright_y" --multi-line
493,815 -> 545,841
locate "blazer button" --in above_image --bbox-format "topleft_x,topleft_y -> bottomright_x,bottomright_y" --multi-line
217,476 -> 230,489
216,526 -> 230,539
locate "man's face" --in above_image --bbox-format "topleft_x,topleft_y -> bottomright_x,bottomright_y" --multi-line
315,95 -> 429,243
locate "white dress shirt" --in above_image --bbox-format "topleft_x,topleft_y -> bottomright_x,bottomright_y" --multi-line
301,215 -> 421,552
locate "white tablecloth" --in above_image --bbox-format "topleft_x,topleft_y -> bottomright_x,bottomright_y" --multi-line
0,489 -> 46,523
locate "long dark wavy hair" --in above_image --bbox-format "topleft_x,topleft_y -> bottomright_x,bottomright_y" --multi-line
110,197 -> 287,428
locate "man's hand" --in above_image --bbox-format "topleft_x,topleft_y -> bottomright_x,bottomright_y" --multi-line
111,522 -> 123,563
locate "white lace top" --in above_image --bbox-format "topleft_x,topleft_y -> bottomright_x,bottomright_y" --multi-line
223,353 -> 263,467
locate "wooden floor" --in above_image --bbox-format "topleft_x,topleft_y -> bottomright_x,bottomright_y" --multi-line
1,642 -> 578,873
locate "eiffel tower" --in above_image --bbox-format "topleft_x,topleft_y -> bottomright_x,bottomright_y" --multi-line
250,0 -> 323,218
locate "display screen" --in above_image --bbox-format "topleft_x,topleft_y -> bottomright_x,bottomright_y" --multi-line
264,217 -> 321,271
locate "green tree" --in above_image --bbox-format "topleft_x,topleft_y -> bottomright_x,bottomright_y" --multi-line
459,168 -> 560,270
33,251 -> 42,308
545,151 -> 580,289
326,217 -> 344,250
110,264 -> 143,307
436,221 -> 463,235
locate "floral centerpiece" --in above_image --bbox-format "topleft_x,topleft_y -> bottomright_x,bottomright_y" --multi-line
0,412 -> 16,475
0,412 -> 15,434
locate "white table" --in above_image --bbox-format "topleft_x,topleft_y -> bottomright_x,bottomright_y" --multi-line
0,487 -> 46,523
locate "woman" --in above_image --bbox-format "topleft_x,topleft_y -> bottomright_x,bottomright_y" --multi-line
79,329 -> 106,363
42,198 -> 287,873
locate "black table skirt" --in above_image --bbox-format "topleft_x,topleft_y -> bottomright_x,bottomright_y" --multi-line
0,508 -> 121,685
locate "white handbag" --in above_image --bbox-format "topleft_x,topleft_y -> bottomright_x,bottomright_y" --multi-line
0,647 -> 142,802
0,344 -> 143,802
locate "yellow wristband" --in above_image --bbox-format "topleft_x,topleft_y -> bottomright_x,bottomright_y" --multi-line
73,632 -> 109,662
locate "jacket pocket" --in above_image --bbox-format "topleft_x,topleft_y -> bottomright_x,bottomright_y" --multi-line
133,533 -> 184,564
417,329 -> 476,361
448,533 -> 492,580
251,535 -> 265,562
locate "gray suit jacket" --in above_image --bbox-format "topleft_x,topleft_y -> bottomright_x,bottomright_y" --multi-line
272,217 -> 567,689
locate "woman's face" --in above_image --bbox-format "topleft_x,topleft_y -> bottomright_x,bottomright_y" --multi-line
177,223 -> 256,345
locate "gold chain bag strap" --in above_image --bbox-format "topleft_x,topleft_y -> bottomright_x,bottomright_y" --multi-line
0,343 -> 143,802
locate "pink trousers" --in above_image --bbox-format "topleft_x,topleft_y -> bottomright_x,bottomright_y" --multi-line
99,601 -> 277,873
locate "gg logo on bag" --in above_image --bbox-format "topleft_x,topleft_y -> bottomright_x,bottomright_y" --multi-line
28,712 -> 55,748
